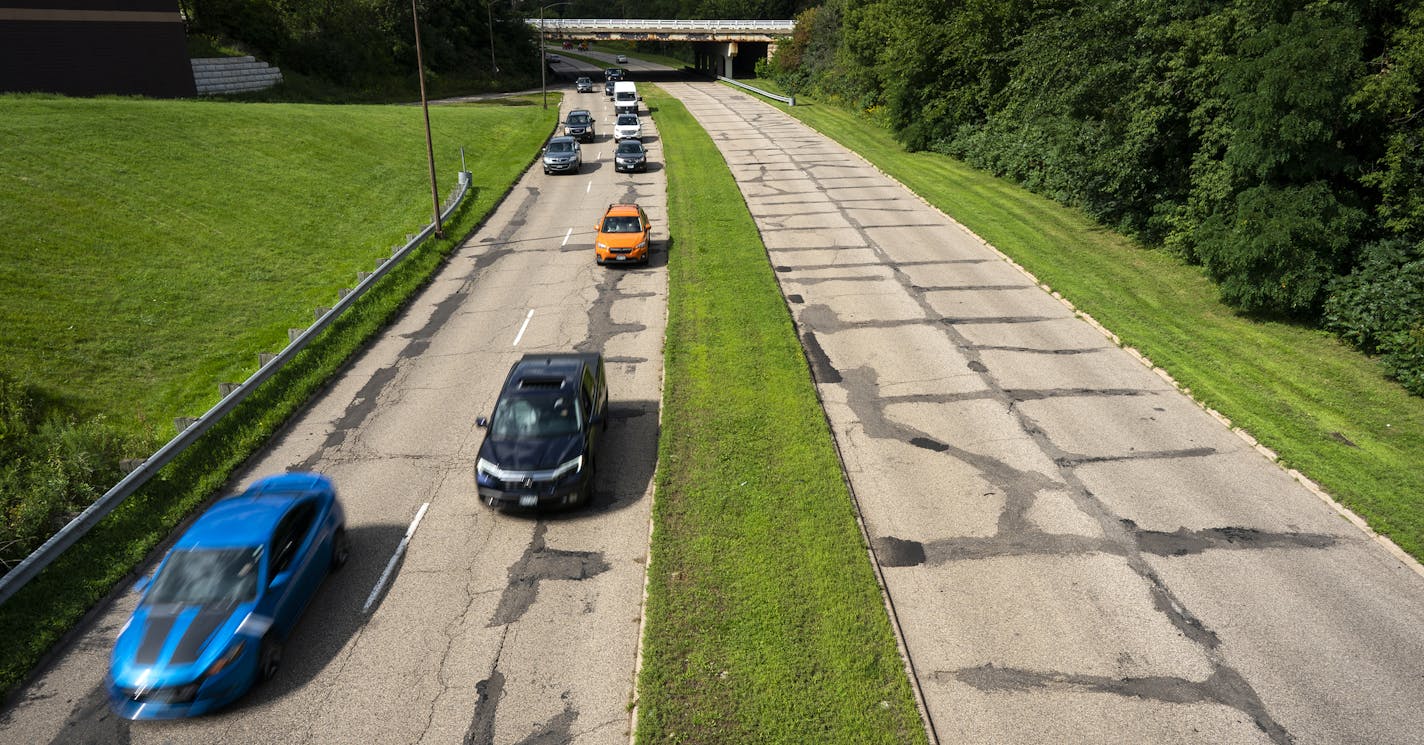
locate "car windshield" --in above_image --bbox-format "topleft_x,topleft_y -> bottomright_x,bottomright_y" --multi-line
617,142 -> 643,155
567,113 -> 590,125
602,215 -> 642,233
491,392 -> 583,439
547,141 -> 574,153
576,77 -> 590,84
146,547 -> 261,606
617,115 -> 638,125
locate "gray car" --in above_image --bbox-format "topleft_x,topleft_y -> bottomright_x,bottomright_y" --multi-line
575,76 -> 594,93
542,136 -> 582,175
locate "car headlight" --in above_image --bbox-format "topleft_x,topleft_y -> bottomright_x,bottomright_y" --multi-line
552,456 -> 583,482
477,457 -> 510,481
597,241 -> 609,249
204,641 -> 245,678
636,239 -> 648,249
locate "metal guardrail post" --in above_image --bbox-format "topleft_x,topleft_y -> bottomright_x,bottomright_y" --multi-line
0,171 -> 474,606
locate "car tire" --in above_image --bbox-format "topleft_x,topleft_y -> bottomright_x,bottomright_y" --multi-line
331,527 -> 350,571
575,459 -> 595,508
259,636 -> 283,682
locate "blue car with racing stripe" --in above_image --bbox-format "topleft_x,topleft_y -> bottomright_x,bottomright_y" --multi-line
107,472 -> 349,719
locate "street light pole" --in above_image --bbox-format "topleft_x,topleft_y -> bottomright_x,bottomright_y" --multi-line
412,0 -> 443,238
538,2 -> 572,110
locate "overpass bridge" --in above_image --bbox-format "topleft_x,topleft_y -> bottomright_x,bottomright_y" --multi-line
530,18 -> 795,77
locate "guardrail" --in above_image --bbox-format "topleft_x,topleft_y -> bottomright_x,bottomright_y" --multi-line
719,76 -> 794,106
530,18 -> 794,32
0,170 -> 474,606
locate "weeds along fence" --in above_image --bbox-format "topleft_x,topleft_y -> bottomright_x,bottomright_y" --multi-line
0,170 -> 473,606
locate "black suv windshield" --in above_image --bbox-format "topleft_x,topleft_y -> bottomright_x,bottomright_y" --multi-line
568,113 -> 590,125
547,141 -> 574,153
491,392 -> 583,439
147,547 -> 261,606
617,142 -> 643,154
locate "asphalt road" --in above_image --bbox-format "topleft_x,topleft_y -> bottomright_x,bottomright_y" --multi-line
0,67 -> 666,745
657,80 -> 1424,744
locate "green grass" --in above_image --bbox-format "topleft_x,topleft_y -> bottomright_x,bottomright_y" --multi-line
0,95 -> 549,432
635,87 -> 927,745
744,86 -> 1424,560
0,93 -> 558,697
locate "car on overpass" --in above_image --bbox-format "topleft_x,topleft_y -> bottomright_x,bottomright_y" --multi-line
615,53 -> 628,64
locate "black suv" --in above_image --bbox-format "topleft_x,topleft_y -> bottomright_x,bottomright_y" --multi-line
475,353 -> 608,509
563,109 -> 595,142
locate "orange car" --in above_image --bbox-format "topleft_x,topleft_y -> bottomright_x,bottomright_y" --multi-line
594,203 -> 653,265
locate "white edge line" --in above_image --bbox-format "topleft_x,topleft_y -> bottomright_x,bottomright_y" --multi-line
362,501 -> 430,614
512,308 -> 535,347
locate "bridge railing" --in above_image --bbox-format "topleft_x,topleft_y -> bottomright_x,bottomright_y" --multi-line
531,19 -> 794,32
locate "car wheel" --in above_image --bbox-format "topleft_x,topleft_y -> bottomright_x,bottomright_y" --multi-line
259,636 -> 283,682
575,459 -> 595,507
331,527 -> 350,570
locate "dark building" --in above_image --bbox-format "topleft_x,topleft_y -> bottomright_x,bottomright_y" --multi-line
0,1 -> 196,98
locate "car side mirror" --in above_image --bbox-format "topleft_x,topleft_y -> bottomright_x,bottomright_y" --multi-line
541,147 -> 547,153
476,416 -> 489,428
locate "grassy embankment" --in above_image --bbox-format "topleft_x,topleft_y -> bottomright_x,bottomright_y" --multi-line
0,94 -> 556,696
737,82 -> 1424,561
634,88 -> 928,744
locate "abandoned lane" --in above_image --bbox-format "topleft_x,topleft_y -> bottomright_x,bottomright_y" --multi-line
661,80 -> 1424,745
1,87 -> 666,745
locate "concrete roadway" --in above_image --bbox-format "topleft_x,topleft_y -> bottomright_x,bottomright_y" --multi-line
0,72 -> 666,744
656,80 -> 1424,744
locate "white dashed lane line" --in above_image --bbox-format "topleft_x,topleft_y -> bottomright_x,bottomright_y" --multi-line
512,308 -> 534,347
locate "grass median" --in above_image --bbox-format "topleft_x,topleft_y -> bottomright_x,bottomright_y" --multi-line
741,85 -> 1424,561
0,94 -> 557,697
635,87 -> 928,744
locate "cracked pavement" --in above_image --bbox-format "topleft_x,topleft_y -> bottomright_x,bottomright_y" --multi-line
660,80 -> 1424,745
2,69 -> 665,745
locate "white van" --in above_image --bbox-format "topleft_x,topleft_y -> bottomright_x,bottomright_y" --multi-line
613,81 -> 639,115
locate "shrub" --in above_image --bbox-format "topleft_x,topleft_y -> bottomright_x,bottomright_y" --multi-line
1324,239 -> 1424,394
0,375 -> 145,571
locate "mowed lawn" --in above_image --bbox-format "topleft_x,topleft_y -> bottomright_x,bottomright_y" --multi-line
636,87 -> 928,745
745,87 -> 1424,561
0,95 -> 550,432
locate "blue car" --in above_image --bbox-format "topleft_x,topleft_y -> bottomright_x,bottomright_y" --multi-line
107,472 -> 349,719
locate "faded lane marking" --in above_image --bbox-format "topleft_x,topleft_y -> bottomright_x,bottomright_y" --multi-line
363,502 -> 430,613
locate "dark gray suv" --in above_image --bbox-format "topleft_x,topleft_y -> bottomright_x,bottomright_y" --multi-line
541,136 -> 582,174
562,109 -> 595,142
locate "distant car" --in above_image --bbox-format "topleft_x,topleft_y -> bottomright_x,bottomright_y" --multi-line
546,52 -> 560,63
563,109 -> 595,142
575,76 -> 594,93
107,473 -> 348,720
604,67 -> 625,82
542,136 -> 582,174
475,353 -> 608,509
561,41 -> 572,49
613,113 -> 642,141
594,202 -> 653,265
604,79 -> 616,97
614,140 -> 648,173
615,54 -> 628,64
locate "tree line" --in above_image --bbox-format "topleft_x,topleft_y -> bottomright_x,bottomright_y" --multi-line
180,0 -> 541,86
766,0 -> 1424,395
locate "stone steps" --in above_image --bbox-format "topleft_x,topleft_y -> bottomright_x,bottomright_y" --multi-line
191,56 -> 283,95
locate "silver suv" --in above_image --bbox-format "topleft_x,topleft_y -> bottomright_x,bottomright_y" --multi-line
542,136 -> 582,175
